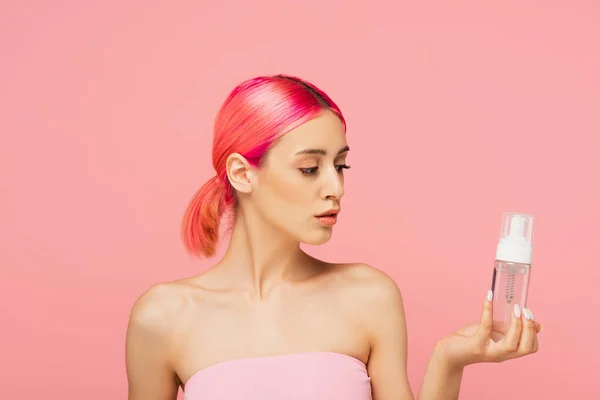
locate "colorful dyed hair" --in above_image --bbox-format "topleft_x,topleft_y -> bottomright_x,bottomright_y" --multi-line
182,74 -> 346,258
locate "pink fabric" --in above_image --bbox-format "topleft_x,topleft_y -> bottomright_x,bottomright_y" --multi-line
183,351 -> 372,399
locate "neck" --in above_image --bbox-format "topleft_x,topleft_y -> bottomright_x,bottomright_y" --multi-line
218,206 -> 310,298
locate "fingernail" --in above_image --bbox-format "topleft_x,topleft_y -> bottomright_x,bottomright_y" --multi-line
523,308 -> 532,320
529,309 -> 535,321
487,290 -> 493,302
513,304 -> 521,318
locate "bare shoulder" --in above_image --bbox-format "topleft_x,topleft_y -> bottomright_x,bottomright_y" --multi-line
326,262 -> 407,337
125,279 -> 200,398
329,262 -> 405,309
330,263 -> 413,398
127,278 -> 198,343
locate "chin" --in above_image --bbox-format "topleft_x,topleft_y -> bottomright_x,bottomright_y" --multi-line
299,229 -> 333,246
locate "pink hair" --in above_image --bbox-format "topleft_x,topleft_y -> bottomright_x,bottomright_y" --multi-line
182,74 -> 346,258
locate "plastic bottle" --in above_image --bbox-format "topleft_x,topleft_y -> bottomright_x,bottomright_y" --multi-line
490,212 -> 534,334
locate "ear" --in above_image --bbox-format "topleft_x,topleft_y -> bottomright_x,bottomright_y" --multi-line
225,153 -> 255,194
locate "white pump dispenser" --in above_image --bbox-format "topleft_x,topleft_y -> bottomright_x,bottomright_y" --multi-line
491,212 -> 535,333
495,213 -> 534,264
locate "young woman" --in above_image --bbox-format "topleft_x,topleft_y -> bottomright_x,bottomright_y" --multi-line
125,74 -> 542,399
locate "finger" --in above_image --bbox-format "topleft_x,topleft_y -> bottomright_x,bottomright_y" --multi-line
501,304 -> 523,354
528,309 -> 543,333
517,308 -> 536,355
475,290 -> 494,344
528,309 -> 540,353
491,321 -> 506,335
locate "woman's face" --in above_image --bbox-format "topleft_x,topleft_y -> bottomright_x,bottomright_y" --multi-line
251,110 -> 349,245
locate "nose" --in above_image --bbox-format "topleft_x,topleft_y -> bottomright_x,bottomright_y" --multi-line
320,167 -> 345,200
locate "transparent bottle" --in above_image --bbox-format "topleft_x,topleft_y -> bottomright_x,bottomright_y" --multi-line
490,212 -> 534,334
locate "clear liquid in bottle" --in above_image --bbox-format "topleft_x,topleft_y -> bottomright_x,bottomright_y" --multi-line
490,212 -> 534,334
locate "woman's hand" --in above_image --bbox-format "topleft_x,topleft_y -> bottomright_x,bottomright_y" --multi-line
435,290 -> 542,369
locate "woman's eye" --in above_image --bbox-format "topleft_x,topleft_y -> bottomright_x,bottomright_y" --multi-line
300,167 -> 318,175
300,165 -> 351,175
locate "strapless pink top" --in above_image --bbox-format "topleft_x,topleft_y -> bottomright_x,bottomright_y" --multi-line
183,351 -> 372,399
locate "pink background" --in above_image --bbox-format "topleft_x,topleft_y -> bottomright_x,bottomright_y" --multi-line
1,1 -> 599,399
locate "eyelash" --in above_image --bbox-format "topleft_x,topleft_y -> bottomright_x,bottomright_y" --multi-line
300,165 -> 351,176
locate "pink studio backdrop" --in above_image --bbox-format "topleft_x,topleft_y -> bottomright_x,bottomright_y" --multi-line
1,1 -> 598,399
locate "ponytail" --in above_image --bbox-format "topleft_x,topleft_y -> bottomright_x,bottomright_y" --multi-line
181,176 -> 227,258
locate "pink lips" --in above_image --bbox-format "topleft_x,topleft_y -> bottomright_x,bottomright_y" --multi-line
316,209 -> 340,226
317,215 -> 337,226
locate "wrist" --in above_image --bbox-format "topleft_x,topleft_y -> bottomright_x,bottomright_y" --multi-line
433,338 -> 466,373
418,339 -> 465,400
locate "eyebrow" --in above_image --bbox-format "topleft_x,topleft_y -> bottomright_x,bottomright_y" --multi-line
295,145 -> 350,156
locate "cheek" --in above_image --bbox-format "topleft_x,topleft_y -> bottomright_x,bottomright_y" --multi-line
260,171 -> 310,214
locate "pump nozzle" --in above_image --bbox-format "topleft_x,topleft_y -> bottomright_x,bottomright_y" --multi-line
496,212 -> 534,264
508,214 -> 526,238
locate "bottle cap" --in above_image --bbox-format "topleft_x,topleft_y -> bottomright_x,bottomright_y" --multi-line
495,212 -> 534,264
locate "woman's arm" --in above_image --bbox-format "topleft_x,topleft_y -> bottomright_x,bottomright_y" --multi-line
417,344 -> 463,399
367,270 -> 541,400
418,291 -> 540,399
365,271 -> 415,400
125,285 -> 180,400
366,272 -> 464,400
